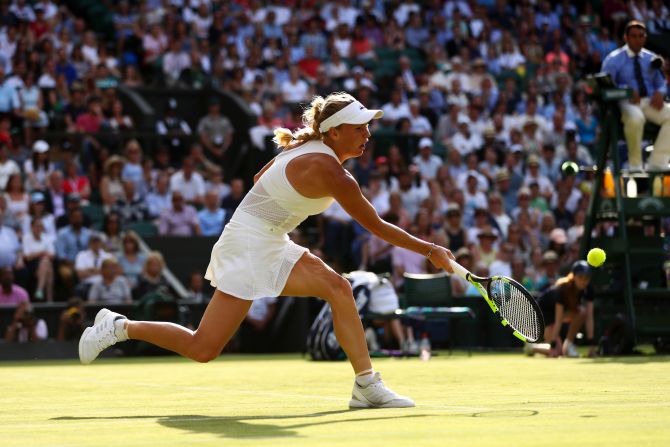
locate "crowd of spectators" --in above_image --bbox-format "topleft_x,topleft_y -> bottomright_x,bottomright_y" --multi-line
0,1 -> 669,343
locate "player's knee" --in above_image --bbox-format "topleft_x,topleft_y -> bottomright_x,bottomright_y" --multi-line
323,275 -> 353,304
192,348 -> 220,363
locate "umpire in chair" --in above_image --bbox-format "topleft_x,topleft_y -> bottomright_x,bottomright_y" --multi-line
602,20 -> 670,171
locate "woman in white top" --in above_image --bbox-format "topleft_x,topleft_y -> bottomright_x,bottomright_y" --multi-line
22,217 -> 55,301
3,173 -> 29,221
79,92 -> 456,409
24,140 -> 55,191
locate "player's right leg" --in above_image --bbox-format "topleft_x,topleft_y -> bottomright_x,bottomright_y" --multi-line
79,290 -> 251,364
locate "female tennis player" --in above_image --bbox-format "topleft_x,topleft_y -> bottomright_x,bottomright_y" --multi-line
79,92 -> 456,408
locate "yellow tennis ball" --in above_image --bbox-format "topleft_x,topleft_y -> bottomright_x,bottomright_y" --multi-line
587,248 -> 606,267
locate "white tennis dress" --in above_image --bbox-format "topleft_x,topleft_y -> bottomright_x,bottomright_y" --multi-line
205,140 -> 338,299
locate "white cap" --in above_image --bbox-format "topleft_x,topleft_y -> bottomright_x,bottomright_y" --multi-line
419,137 -> 433,148
319,101 -> 383,133
33,140 -> 49,153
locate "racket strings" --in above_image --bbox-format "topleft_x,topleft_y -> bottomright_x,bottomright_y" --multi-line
490,279 -> 543,341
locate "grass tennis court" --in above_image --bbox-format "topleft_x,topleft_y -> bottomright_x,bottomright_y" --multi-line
3,352 -> 669,447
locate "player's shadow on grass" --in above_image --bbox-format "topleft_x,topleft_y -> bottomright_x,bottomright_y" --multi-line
54,410 -> 429,439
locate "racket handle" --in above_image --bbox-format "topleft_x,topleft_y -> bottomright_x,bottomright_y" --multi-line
449,259 -> 471,280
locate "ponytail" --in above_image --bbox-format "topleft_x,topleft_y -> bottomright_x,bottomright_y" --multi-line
272,92 -> 355,150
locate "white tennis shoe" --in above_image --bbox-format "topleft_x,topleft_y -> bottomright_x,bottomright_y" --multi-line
562,340 -> 579,358
79,308 -> 127,364
349,372 -> 415,408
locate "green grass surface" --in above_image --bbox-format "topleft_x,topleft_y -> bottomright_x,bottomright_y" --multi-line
2,352 -> 669,447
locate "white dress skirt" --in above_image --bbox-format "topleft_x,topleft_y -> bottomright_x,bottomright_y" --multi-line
204,221 -> 308,300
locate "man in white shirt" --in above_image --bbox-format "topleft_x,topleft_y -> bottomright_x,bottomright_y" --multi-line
412,137 -> 442,180
74,233 -> 113,286
280,66 -> 310,104
169,156 -> 206,206
163,39 -> 191,86
381,90 -> 410,126
451,117 -> 483,156
408,99 -> 433,136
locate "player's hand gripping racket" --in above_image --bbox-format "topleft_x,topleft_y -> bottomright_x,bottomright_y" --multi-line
450,260 -> 545,343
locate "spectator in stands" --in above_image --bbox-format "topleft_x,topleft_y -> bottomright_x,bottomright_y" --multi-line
5,301 -> 48,342
198,190 -> 226,237
220,177 -> 245,217
120,139 -> 143,191
117,230 -> 145,289
88,257 -> 132,304
0,205 -> 21,266
105,99 -> 134,133
196,97 -> 234,168
185,270 -> 206,303
101,211 -> 123,255
14,71 -> 48,146
470,225 -> 499,269
169,156 -> 205,207
132,251 -> 172,300
74,232 -> 113,295
57,297 -> 86,341
99,155 -> 125,212
3,173 -> 29,222
0,141 -> 19,190
22,217 -> 54,302
0,266 -> 28,305
146,172 -> 172,220
62,159 -> 91,204
113,180 -> 148,225
158,190 -> 201,237
239,296 -> 277,353
156,98 -> 192,164
22,192 -> 56,240
602,20 -> 670,170
391,224 -> 428,290
55,208 -> 92,291
412,137 -> 442,180
23,140 -> 54,191
163,39 -> 190,86
43,170 -> 66,219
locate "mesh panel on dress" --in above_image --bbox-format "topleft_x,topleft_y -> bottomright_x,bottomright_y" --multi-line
239,183 -> 292,227
274,258 -> 295,291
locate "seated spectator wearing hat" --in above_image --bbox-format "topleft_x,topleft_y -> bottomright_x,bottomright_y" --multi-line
524,154 -> 554,197
466,206 -> 496,245
0,266 -> 28,305
88,257 -> 132,304
22,216 -> 55,301
100,155 -> 126,212
511,186 -> 542,223
5,302 -> 48,342
24,140 -> 55,191
412,137 -> 443,181
470,225 -> 499,268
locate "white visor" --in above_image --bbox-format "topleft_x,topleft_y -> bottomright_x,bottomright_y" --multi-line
318,101 -> 384,133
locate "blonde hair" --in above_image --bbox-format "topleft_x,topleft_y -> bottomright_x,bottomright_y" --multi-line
272,92 -> 356,149
142,251 -> 166,277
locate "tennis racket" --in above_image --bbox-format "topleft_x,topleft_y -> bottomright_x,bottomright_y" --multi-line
450,260 -> 545,343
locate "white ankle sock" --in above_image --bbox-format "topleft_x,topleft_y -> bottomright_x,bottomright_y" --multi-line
355,369 -> 376,386
114,319 -> 129,341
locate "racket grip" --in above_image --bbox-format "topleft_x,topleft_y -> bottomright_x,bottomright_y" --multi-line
449,259 -> 470,279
